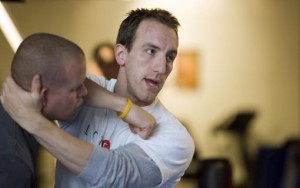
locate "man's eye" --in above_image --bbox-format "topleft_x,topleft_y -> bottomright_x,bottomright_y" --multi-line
70,85 -> 82,92
147,49 -> 155,55
166,55 -> 176,63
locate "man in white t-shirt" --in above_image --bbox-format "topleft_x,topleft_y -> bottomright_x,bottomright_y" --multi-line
2,8 -> 195,188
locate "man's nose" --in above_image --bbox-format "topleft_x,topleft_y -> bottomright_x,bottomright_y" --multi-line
153,58 -> 167,74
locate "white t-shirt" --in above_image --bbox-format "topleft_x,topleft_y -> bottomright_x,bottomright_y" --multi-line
55,76 -> 195,188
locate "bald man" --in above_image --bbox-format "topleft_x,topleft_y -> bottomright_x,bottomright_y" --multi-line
0,33 -> 155,188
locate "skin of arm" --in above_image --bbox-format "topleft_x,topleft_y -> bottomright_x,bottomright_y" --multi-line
0,75 -> 156,174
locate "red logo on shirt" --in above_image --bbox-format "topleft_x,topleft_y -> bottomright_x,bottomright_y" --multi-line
101,140 -> 110,150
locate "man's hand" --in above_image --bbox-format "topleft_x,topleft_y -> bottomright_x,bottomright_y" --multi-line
123,104 -> 156,139
2,75 -> 93,174
1,75 -> 43,132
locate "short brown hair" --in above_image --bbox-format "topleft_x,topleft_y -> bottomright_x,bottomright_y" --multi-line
116,8 -> 180,52
11,33 -> 85,91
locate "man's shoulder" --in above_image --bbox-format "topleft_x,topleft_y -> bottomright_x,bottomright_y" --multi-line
0,153 -> 36,188
0,102 -> 15,126
149,99 -> 184,128
0,106 -> 27,152
86,74 -> 116,91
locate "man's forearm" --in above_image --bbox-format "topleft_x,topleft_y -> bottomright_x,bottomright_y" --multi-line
84,78 -> 127,112
28,114 -> 92,174
83,78 -> 156,139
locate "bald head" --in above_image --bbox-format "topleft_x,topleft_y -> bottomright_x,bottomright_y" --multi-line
11,33 -> 85,91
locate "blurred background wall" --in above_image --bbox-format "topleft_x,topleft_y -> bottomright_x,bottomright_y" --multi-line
0,0 -> 299,187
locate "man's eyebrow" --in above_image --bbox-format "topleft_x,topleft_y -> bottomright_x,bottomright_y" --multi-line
168,49 -> 177,55
142,42 -> 178,55
166,49 -> 178,57
142,43 -> 160,50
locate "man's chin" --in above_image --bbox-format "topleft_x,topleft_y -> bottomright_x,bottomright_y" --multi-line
58,110 -> 79,121
66,111 -> 79,121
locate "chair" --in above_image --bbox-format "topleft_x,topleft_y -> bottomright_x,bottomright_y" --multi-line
183,157 -> 233,188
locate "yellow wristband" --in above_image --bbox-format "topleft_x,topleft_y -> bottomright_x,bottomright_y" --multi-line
117,98 -> 133,119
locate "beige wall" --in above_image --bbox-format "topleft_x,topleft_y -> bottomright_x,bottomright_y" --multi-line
0,0 -> 299,185
0,29 -> 13,89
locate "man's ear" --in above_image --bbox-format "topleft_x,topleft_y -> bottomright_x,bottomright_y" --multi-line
115,44 -> 127,66
40,87 -> 48,107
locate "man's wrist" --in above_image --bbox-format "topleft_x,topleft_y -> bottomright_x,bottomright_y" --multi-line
117,98 -> 133,119
113,96 -> 128,113
21,111 -> 47,134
